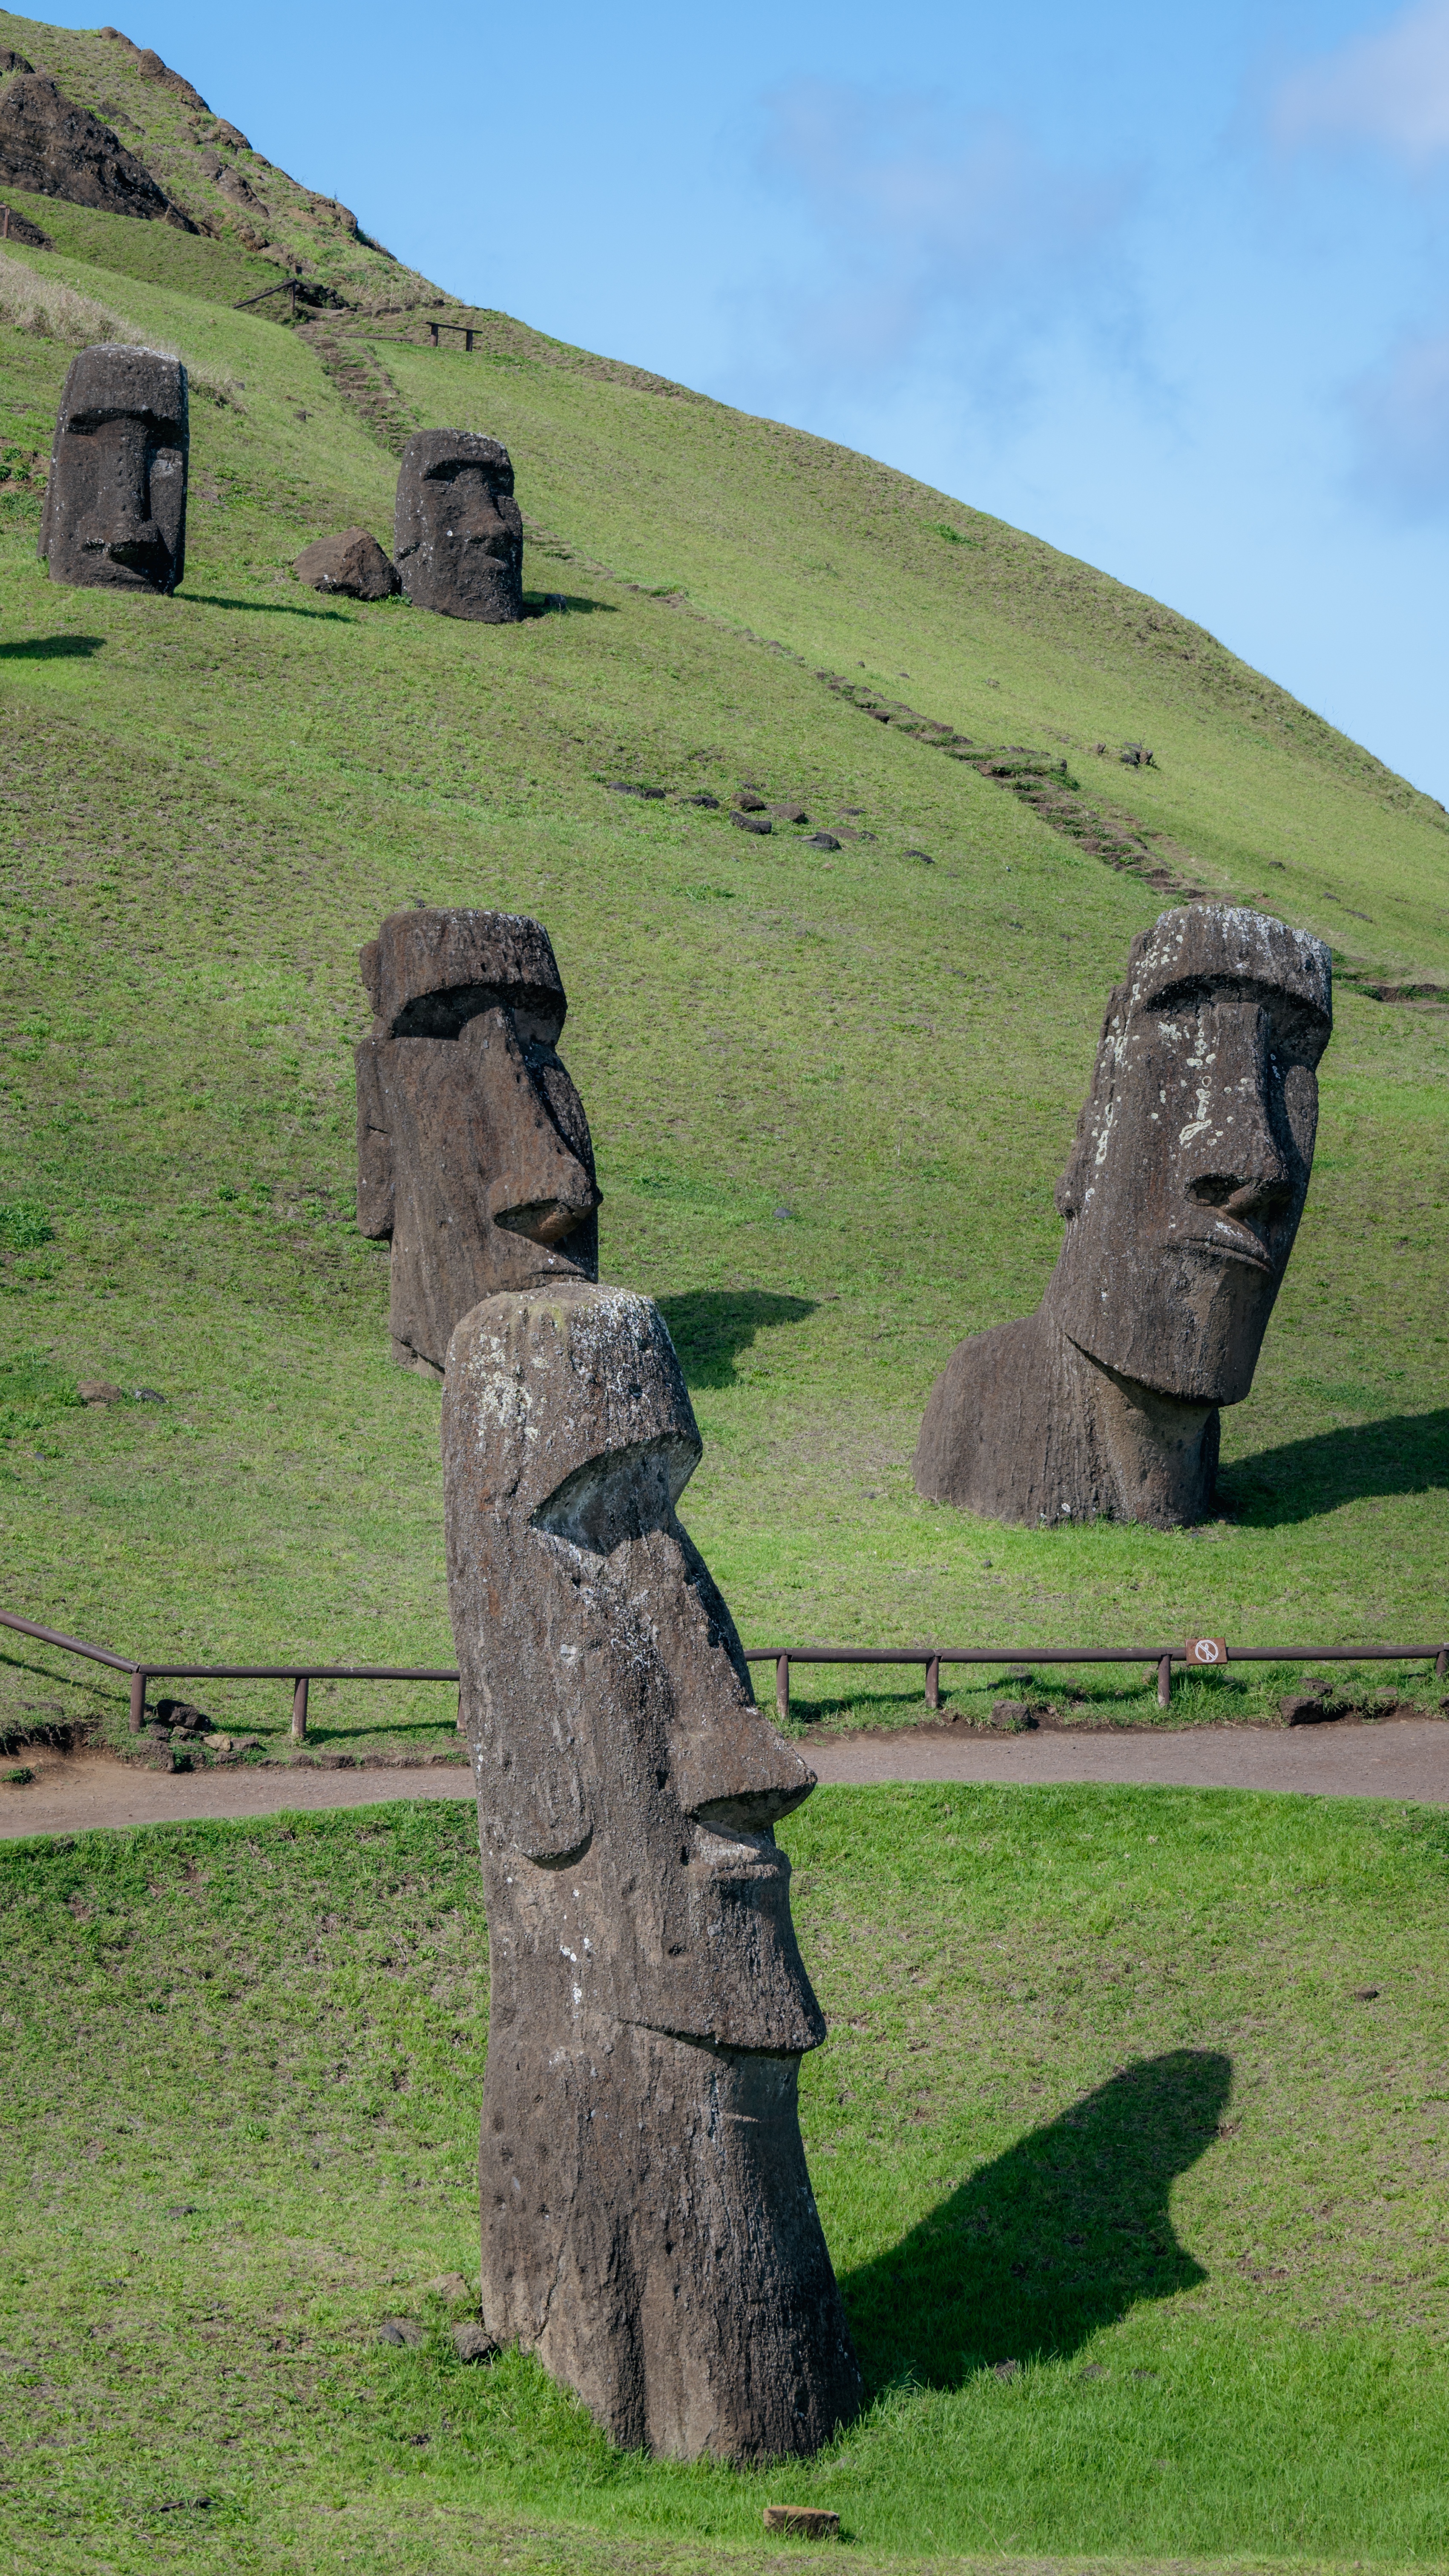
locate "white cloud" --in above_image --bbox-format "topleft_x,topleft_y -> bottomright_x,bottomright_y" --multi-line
750,81 -> 1133,393
1350,325 -> 1449,510
1273,0 -> 1449,164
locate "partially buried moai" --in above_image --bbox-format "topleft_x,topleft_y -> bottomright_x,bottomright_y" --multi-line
40,343 -> 187,594
443,1277 -> 864,2460
393,428 -> 523,621
355,907 -> 599,1375
915,905 -> 1332,1528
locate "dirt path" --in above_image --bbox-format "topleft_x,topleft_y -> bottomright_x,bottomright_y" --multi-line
3,1716 -> 1448,1840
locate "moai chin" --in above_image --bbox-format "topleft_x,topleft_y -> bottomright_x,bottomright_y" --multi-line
443,1277 -> 865,2461
355,908 -> 599,1375
41,344 -> 187,594
393,429 -> 523,621
915,905 -> 1332,1528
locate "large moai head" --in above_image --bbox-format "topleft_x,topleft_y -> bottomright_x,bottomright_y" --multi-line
393,429 -> 523,621
41,345 -> 187,594
355,908 -> 599,1374
443,1278 -> 863,2460
1046,906 -> 1332,1405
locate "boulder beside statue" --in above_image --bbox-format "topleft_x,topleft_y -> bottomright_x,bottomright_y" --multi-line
354,907 -> 599,1374
443,1276 -> 864,2460
916,905 -> 1333,1529
41,344 -> 187,594
393,428 -> 523,621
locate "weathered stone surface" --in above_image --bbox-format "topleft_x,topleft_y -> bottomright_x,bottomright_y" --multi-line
394,430 -> 523,622
763,2507 -> 841,2540
769,802 -> 808,822
377,2317 -> 423,2349
355,908 -> 599,1373
731,811 -> 771,835
451,2322 -> 498,2363
294,526 -> 399,598
916,908 -> 1332,1529
805,832 -> 841,851
443,1279 -> 863,2462
0,197 -> 52,244
0,75 -> 193,224
0,50 -> 34,72
41,344 -> 187,594
78,1378 -> 124,1403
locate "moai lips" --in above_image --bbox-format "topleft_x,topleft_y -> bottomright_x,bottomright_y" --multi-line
915,906 -> 1332,1527
443,1279 -> 863,2461
355,908 -> 599,1374
393,428 -> 523,622
41,344 -> 187,594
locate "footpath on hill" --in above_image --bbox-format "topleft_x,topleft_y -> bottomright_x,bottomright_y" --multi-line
3,1716 -> 1448,1838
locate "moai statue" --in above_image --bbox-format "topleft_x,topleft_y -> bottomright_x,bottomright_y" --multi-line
443,1277 -> 864,2460
393,429 -> 523,621
355,908 -> 599,1375
40,344 -> 187,593
916,906 -> 1332,1528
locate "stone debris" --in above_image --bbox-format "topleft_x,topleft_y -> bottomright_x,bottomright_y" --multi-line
0,73 -> 193,225
294,526 -> 400,599
451,2322 -> 498,2364
731,810 -> 771,834
376,2317 -> 423,2349
77,1380 -> 124,1404
805,833 -> 841,851
762,2506 -> 841,2539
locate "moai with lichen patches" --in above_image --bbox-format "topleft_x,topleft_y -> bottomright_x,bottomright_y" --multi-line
393,429 -> 523,621
41,343 -> 187,594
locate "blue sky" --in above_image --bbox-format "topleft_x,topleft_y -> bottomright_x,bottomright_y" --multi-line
54,1 -> 1449,799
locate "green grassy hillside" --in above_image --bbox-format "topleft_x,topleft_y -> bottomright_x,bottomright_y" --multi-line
0,169 -> 1444,1758
6,1785 -> 1449,2573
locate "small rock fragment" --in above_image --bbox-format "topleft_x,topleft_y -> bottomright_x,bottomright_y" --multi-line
734,792 -> 768,811
377,2317 -> 423,2348
451,2321 -> 498,2364
993,2358 -> 1021,2380
681,792 -> 719,807
78,1380 -> 123,1405
805,833 -> 841,851
731,811 -> 771,835
762,2506 -> 840,2540
295,527 -> 400,598
989,1699 -> 1036,1732
426,2272 -> 474,2303
769,802 -> 808,823
1281,1693 -> 1342,1726
133,1386 -> 166,1403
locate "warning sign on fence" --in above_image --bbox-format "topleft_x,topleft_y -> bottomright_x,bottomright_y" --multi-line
1186,1636 -> 1228,1667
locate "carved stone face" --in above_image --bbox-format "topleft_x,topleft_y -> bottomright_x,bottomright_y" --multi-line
355,908 -> 599,1373
41,344 -> 187,593
393,429 -> 523,622
1046,906 -> 1331,1405
443,1281 -> 822,2053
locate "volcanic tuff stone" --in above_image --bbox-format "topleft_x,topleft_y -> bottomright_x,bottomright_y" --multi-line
394,430 -> 523,622
294,526 -> 400,599
443,1277 -> 863,2461
0,74 -> 191,224
355,908 -> 599,1374
916,906 -> 1333,1530
41,345 -> 187,595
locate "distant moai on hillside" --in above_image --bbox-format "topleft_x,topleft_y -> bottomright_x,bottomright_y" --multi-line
41,344 -> 187,594
393,430 -> 523,621
354,906 -> 598,1374
915,905 -> 1333,1529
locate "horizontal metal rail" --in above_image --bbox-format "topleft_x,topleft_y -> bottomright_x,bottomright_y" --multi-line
2,1607 -> 1444,1742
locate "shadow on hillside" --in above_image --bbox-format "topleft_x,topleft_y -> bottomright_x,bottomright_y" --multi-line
1217,1408 -> 1449,1526
184,593 -> 354,623
658,1288 -> 815,1390
841,2049 -> 1231,2394
522,592 -> 616,616
0,634 -> 104,661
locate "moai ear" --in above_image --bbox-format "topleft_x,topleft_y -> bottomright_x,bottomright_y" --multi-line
359,939 -> 382,1018
354,1037 -> 394,1239
465,1634 -> 593,1866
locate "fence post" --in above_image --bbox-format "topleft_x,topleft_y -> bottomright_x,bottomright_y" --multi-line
1157,1655 -> 1173,1711
775,1654 -> 789,1724
129,1669 -> 147,1731
429,321 -> 439,346
291,1676 -> 309,1741
926,1654 -> 940,1712
1438,1646 -> 1447,1682
465,326 -> 474,352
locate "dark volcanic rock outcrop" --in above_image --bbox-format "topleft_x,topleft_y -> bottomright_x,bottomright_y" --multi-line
0,73 -> 193,226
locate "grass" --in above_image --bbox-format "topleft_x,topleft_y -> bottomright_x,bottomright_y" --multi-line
5,1782 -> 1449,2570
0,212 -> 1443,1760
